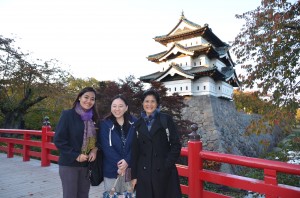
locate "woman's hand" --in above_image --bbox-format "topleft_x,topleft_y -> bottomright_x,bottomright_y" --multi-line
88,147 -> 98,162
76,154 -> 88,162
131,179 -> 137,189
117,159 -> 128,171
117,168 -> 125,176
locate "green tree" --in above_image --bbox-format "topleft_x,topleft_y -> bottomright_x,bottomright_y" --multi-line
232,0 -> 300,131
24,77 -> 100,130
0,35 -> 70,129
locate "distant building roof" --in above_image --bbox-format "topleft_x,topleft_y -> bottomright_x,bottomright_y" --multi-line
147,43 -> 219,63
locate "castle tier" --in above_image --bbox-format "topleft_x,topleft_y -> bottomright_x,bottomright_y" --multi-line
140,13 -> 240,100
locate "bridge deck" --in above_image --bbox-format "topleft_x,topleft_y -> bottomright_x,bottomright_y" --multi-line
0,153 -> 105,198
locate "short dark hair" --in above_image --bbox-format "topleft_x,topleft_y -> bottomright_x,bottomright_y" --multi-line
142,89 -> 160,106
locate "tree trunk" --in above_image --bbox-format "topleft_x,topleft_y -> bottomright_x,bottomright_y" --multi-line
3,111 -> 24,129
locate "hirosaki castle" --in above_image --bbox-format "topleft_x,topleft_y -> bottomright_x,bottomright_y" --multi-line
140,13 -> 239,100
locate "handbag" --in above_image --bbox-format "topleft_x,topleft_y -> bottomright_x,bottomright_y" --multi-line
88,149 -> 103,186
103,173 -> 135,198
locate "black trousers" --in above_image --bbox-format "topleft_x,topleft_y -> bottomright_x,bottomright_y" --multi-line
59,165 -> 90,198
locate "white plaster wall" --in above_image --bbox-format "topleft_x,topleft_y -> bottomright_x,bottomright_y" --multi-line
192,77 -> 217,96
216,81 -> 233,98
163,76 -> 233,99
164,79 -> 192,96
166,36 -> 208,48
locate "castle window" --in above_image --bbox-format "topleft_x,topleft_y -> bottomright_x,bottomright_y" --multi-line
180,63 -> 182,66
204,86 -> 206,90
199,61 -> 201,65
180,87 -> 182,91
194,62 -> 196,66
186,62 -> 187,66
186,86 -> 188,90
197,86 -> 199,90
191,42 -> 192,46
175,87 -> 177,91
219,86 -> 221,90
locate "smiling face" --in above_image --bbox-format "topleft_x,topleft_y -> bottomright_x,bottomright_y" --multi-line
142,94 -> 158,116
79,91 -> 95,111
111,98 -> 128,119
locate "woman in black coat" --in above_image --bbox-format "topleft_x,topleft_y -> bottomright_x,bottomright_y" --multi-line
131,89 -> 182,198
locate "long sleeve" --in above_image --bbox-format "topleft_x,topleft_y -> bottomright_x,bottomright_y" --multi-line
54,109 -> 85,166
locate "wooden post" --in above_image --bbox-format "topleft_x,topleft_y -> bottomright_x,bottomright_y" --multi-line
41,116 -> 51,167
264,169 -> 277,198
188,124 -> 202,198
7,142 -> 14,158
23,133 -> 30,161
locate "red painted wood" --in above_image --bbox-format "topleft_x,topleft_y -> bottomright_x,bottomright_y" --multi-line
188,141 -> 202,198
200,151 -> 300,176
41,126 -> 51,167
23,133 -> 30,161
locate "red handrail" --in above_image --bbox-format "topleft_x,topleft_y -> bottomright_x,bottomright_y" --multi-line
0,126 -> 58,164
0,127 -> 299,198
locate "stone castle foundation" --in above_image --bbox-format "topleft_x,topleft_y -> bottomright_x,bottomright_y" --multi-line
181,95 -> 282,173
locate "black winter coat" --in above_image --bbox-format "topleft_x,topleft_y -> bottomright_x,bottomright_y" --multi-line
131,112 -> 182,198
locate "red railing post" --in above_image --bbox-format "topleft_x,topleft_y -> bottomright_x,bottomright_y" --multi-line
23,132 -> 30,161
41,116 -> 51,167
264,169 -> 277,198
188,124 -> 202,198
7,142 -> 14,158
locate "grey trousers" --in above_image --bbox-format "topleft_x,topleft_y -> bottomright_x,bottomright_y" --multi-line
59,165 -> 90,198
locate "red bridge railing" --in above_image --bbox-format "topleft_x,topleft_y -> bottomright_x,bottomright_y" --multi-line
0,125 -> 299,198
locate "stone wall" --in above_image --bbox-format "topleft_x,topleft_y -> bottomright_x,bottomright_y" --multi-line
181,95 -> 282,173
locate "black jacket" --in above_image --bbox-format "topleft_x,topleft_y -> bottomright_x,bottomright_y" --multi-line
131,112 -> 182,198
54,109 -> 88,167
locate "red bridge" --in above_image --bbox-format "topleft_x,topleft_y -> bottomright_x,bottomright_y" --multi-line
0,125 -> 299,198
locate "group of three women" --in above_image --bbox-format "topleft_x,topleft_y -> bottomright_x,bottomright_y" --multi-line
54,87 -> 182,198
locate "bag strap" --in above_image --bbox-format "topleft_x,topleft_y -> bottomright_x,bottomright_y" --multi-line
109,175 -> 120,195
160,113 -> 170,143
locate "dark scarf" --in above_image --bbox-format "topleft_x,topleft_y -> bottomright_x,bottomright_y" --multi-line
141,108 -> 160,131
75,102 -> 96,154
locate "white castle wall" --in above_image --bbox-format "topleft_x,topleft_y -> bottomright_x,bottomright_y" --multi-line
164,76 -> 233,99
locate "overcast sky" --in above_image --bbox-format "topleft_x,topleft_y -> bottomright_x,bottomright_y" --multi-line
0,0 -> 263,81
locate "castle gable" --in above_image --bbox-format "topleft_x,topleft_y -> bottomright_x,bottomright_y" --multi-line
142,13 -> 240,99
156,64 -> 194,82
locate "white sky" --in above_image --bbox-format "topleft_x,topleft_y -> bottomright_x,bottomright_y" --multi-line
0,0 -> 262,81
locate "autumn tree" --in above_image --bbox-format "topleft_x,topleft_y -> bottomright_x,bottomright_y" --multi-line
24,77 -> 99,130
95,75 -> 144,119
233,89 -> 272,114
232,0 -> 300,131
0,35 -> 70,129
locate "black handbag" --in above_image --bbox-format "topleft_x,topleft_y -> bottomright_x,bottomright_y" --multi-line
88,149 -> 103,186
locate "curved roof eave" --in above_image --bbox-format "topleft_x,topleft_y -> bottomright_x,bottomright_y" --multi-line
155,65 -> 194,81
158,43 -> 194,61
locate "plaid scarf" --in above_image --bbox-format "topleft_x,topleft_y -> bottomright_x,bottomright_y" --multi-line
141,108 -> 160,131
75,102 -> 96,154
